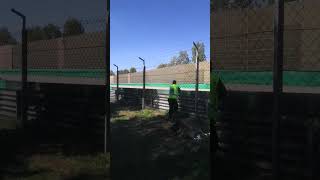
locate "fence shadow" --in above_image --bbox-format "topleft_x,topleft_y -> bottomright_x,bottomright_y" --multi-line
111,103 -> 209,180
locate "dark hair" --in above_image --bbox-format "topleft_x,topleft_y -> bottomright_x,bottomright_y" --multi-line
172,80 -> 176,84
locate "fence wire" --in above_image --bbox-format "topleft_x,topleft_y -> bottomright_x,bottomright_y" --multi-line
283,0 -> 320,87
0,17 -> 106,85
111,61 -> 210,90
212,0 -> 275,91
212,1 -> 320,180
212,0 -> 320,90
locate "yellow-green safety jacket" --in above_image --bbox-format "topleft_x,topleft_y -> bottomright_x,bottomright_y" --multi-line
169,84 -> 180,100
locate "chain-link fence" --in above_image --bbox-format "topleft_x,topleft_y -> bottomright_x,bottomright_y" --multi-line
1,18 -> 107,83
0,15 -> 109,151
111,57 -> 210,119
212,0 -> 320,180
111,62 -> 210,90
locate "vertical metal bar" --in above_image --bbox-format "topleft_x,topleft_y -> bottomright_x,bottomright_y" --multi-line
307,119 -> 314,180
193,42 -> 199,117
11,47 -> 14,69
272,0 -> 284,179
195,51 -> 199,117
105,0 -> 110,153
142,65 -> 146,109
16,91 -> 21,128
21,15 -> 27,129
116,67 -> 119,101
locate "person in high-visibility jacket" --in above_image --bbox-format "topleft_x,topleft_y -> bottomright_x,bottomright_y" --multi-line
168,80 -> 181,121
209,71 -> 227,155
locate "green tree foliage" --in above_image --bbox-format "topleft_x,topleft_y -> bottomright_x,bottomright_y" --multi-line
27,26 -> 45,42
43,24 -> 62,39
169,56 -> 178,66
192,41 -> 206,63
0,27 -> 17,46
176,50 -> 190,64
129,67 -> 137,73
212,0 -> 296,10
63,18 -> 85,37
118,69 -> 129,74
157,63 -> 167,69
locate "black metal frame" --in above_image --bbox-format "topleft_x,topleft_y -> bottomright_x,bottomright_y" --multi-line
11,9 -> 28,129
272,0 -> 284,179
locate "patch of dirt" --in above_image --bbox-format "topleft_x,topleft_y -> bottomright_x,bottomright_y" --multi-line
111,105 -> 209,180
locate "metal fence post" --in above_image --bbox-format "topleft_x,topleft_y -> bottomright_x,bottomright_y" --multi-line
272,0 -> 284,179
139,57 -> 146,109
143,65 -> 146,109
105,2 -> 110,153
193,42 -> 199,118
11,9 -> 28,129
113,64 -> 119,102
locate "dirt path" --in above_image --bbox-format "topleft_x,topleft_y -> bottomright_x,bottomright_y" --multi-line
111,107 -> 209,180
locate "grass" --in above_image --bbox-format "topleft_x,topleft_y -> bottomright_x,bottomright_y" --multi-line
2,153 -> 110,180
0,119 -> 110,180
0,119 -> 17,130
111,108 -> 166,122
3,153 -> 110,180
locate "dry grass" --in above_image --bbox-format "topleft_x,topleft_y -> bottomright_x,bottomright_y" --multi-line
112,108 -> 166,122
2,153 -> 110,180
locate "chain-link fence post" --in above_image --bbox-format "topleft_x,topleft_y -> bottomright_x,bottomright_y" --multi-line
105,2 -> 111,153
139,57 -> 146,109
11,9 -> 28,129
113,64 -> 119,102
193,42 -> 199,118
272,0 -> 284,179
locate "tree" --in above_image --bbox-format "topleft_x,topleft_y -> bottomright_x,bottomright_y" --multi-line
28,26 -> 45,42
157,63 -> 167,69
130,67 -> 137,73
110,70 -> 115,76
192,42 -> 206,63
118,69 -> 129,74
169,56 -> 178,66
0,27 -> 16,46
63,18 -> 85,37
176,50 -> 190,64
43,24 -> 62,39
212,0 -> 275,10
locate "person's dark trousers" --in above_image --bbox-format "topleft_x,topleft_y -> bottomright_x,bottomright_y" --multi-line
168,98 -> 178,121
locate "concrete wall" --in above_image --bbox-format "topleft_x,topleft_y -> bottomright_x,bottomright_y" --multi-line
0,32 -> 106,69
211,1 -> 320,71
0,45 -> 13,69
111,61 -> 210,84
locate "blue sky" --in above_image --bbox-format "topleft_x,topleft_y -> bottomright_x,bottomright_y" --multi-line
0,0 -> 106,39
0,0 -> 209,72
111,0 -> 210,71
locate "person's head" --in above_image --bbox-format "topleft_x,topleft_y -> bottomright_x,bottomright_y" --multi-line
172,80 -> 177,84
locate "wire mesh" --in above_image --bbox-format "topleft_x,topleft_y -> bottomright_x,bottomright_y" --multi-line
111,60 -> 210,91
283,0 -> 320,88
0,28 -> 22,89
0,17 -> 107,84
212,0 -> 274,91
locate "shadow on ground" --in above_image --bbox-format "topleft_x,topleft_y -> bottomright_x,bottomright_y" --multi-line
111,102 -> 209,180
0,121 -> 109,180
